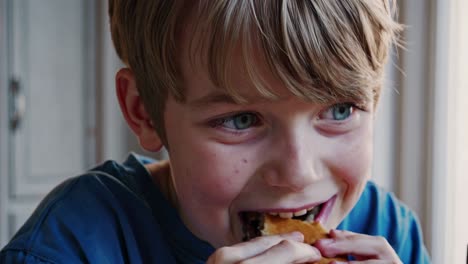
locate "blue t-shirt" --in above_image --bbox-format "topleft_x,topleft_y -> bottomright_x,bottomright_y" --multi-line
0,153 -> 430,263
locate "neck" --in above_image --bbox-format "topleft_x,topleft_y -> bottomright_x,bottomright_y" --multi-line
145,160 -> 179,211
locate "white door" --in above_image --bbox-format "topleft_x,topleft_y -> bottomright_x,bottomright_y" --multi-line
0,0 -> 96,247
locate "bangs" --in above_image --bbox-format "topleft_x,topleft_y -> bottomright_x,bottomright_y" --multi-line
190,0 -> 402,105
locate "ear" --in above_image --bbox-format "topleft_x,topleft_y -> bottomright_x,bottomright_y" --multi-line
115,68 -> 163,152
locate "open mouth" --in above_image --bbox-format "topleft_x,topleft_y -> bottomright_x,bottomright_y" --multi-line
240,203 -> 324,241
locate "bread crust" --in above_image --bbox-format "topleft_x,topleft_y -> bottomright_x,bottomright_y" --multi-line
261,215 -> 347,264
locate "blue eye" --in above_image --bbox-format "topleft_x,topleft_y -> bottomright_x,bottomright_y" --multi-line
321,103 -> 354,121
332,104 -> 353,120
218,113 -> 258,130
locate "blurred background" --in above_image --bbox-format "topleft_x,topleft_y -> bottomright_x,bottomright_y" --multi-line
0,0 -> 466,262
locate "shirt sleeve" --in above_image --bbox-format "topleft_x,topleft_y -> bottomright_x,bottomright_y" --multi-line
0,170 -> 175,264
0,250 -> 55,264
338,181 -> 431,263
393,207 -> 431,263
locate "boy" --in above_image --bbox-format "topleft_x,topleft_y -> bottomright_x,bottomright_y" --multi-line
1,0 -> 431,263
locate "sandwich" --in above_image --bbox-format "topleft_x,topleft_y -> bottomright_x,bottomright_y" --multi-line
242,213 -> 346,264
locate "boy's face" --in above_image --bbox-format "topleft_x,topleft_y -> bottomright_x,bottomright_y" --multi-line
161,42 -> 374,248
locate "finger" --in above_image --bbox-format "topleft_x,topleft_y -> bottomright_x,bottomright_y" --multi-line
315,230 -> 400,261
244,239 -> 322,264
207,232 -> 304,264
332,260 -> 392,264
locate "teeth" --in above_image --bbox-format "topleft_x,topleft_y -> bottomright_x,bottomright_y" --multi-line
293,209 -> 307,217
310,205 -> 321,215
279,212 -> 293,218
305,212 -> 316,222
305,205 -> 322,222
268,204 -> 322,220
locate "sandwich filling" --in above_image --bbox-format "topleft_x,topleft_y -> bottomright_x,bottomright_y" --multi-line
241,203 -> 323,241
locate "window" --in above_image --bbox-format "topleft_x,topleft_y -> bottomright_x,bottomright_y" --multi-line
429,0 -> 468,262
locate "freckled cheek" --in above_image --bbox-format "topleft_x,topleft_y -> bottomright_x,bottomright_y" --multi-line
175,147 -> 254,206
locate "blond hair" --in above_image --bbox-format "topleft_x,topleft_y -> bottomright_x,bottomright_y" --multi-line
109,0 -> 402,144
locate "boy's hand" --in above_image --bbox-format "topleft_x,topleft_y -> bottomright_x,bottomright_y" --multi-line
206,232 -> 323,264
314,230 -> 402,264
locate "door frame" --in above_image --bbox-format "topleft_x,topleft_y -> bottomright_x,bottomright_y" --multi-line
0,0 -> 10,248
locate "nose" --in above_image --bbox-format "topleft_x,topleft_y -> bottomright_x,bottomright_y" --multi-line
261,132 -> 322,192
